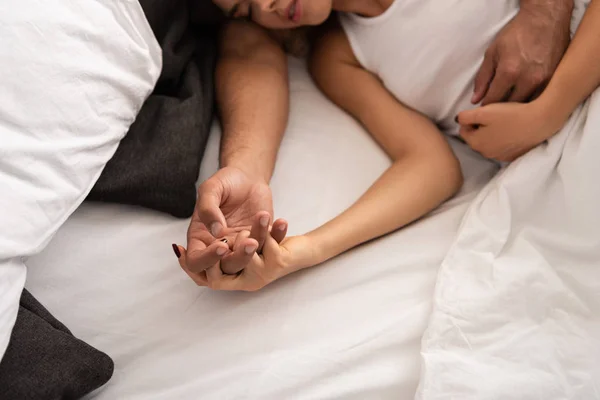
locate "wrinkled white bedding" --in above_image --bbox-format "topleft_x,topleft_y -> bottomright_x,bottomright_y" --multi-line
417,93 -> 600,400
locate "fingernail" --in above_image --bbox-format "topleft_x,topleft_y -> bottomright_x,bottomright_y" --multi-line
278,223 -> 287,231
210,222 -> 222,237
260,216 -> 269,227
172,244 -> 181,258
245,245 -> 257,255
216,247 -> 227,256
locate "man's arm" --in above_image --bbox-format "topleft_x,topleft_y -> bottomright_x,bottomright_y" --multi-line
216,21 -> 289,183
182,21 -> 289,276
472,0 -> 574,105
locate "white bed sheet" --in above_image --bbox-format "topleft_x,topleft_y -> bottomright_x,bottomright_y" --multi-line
26,59 -> 498,399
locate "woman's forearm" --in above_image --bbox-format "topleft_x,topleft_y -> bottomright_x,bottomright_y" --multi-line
538,0 -> 600,127
216,21 -> 289,183
305,151 -> 463,265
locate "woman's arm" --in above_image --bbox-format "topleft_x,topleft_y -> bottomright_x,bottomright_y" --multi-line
303,26 -> 463,266
537,0 -> 600,126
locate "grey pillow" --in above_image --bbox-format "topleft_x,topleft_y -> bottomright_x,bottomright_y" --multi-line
0,289 -> 114,399
87,0 -> 218,218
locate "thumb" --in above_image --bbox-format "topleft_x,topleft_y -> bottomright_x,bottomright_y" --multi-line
472,52 -> 495,104
261,231 -> 281,259
457,107 -> 490,128
196,178 -> 227,237
270,219 -> 288,244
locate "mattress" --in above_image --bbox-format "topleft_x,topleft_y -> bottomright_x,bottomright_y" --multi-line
25,58 -> 498,399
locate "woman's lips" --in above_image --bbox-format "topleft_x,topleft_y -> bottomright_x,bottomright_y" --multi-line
287,0 -> 302,22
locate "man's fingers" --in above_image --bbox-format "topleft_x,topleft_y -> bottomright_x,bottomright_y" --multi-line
249,211 -> 271,252
220,230 -> 258,275
480,65 -> 518,106
186,241 -> 230,273
507,79 -> 537,103
472,52 -> 496,104
196,179 -> 227,237
270,219 -> 288,244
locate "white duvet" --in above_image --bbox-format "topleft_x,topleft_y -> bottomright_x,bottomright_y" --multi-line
417,4 -> 600,398
417,94 -> 600,400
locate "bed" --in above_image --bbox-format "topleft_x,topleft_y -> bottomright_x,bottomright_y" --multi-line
25,58 -> 499,399
8,1 -> 600,399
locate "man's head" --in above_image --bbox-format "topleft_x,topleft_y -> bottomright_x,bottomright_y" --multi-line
212,0 -> 333,29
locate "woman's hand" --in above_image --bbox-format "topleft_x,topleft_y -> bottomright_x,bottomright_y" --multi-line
456,99 -> 566,162
176,221 -> 319,292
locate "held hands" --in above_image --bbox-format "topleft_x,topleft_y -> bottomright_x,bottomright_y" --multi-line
174,165 -> 318,291
176,224 -> 317,292
183,166 -> 277,275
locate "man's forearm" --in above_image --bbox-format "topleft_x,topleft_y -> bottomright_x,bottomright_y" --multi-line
216,21 -> 289,183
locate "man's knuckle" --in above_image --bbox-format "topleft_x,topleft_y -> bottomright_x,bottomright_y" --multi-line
529,70 -> 548,86
500,63 -> 520,79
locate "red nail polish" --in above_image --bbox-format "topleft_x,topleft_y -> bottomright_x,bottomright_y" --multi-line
172,244 -> 181,258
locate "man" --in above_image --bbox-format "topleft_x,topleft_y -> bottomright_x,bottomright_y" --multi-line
180,0 -> 574,287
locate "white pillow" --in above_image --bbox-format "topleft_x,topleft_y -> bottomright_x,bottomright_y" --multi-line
0,0 -> 161,359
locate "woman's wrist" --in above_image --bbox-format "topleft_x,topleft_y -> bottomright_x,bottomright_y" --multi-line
303,228 -> 345,267
533,89 -> 574,140
280,234 -> 326,272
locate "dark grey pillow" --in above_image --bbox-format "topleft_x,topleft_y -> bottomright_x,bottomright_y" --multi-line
86,0 -> 218,218
0,289 -> 114,399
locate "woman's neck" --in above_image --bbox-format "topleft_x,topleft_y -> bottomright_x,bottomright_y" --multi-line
332,0 -> 394,17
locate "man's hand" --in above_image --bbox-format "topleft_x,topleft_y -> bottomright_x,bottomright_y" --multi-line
183,166 -> 277,275
472,1 -> 572,106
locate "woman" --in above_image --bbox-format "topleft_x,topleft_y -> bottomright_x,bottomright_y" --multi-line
175,0 -> 596,291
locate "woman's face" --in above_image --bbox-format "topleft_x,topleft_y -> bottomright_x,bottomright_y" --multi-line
213,0 -> 333,29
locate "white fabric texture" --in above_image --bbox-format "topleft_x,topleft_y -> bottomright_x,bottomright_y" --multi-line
0,0 -> 161,360
417,93 -> 600,400
338,0 -> 518,136
417,4 -> 600,398
25,59 -> 499,399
